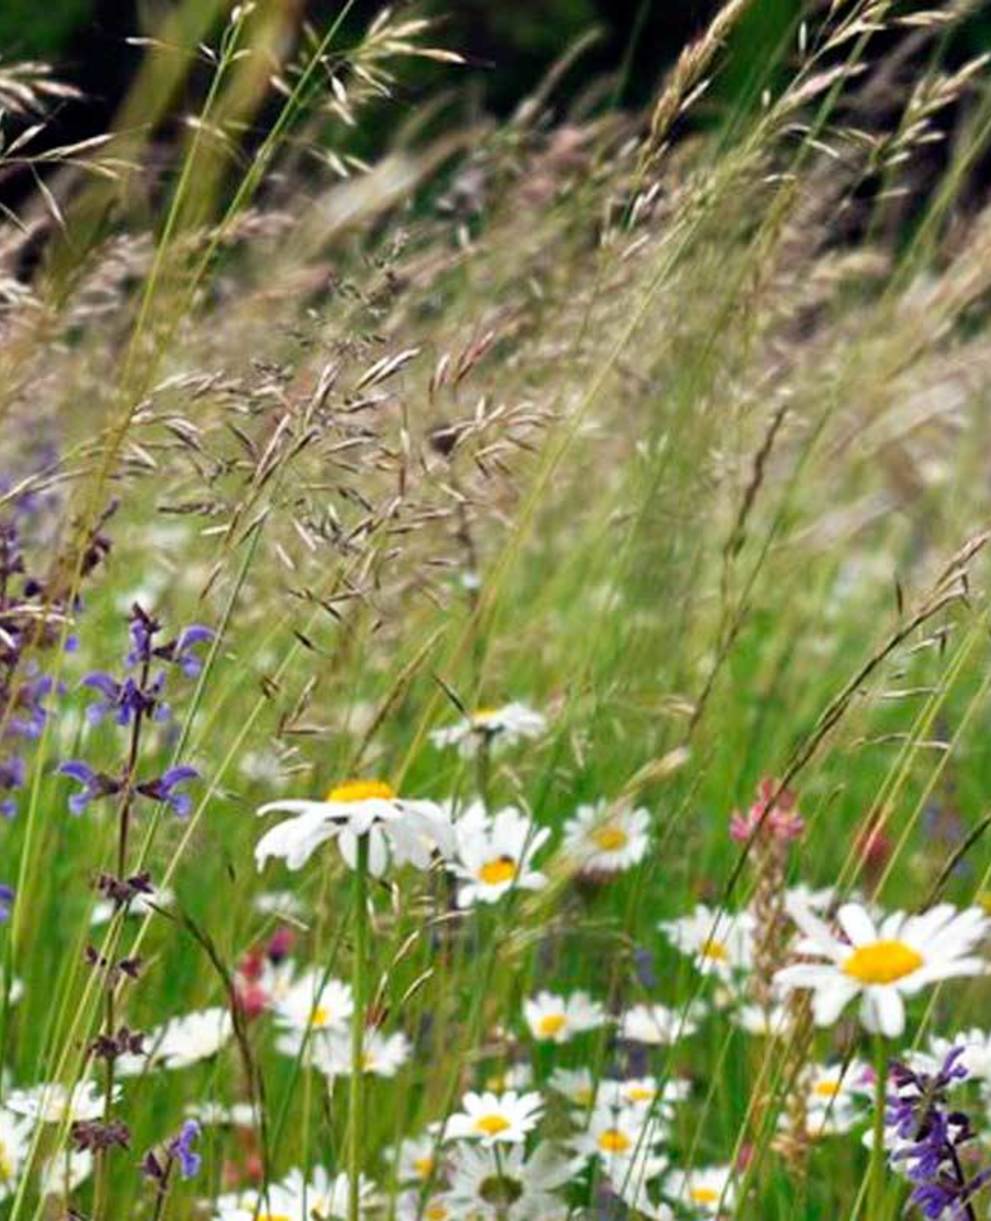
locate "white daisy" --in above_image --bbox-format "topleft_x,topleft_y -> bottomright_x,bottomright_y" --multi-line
118,1007 -> 233,1075
256,779 -> 455,878
0,1110 -> 30,1199
570,1102 -> 668,1184
659,905 -> 755,980
447,1141 -> 579,1218
273,969 -> 353,1042
5,1080 -> 114,1124
483,1062 -> 533,1094
619,1001 -> 706,1045
774,900 -> 989,1038
784,884 -> 840,913
394,1189 -> 456,1220
452,803 -> 549,907
928,1029 -> 991,1085
799,1060 -> 872,1137
38,1148 -> 93,1198
184,1100 -> 259,1128
601,1076 -> 690,1117
282,1165 -> 377,1218
548,1067 -> 597,1108
313,1030 -> 411,1078
522,991 -> 608,1043
731,1003 -> 793,1037
612,1170 -> 675,1221
253,890 -> 308,921
665,1165 -> 736,1215
561,801 -> 650,875
445,1090 -> 543,1146
392,1133 -> 444,1184
430,702 -> 546,756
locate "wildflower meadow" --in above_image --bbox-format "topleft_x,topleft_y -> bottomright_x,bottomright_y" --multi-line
2,1 -> 991,1217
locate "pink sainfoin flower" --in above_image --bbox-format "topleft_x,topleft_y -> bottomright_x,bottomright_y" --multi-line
730,777 -> 804,844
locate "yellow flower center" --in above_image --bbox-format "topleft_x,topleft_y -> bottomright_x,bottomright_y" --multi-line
413,1155 -> 435,1178
310,1005 -> 331,1028
475,1113 -> 510,1136
425,1207 -> 450,1220
814,1080 -> 841,1098
536,1013 -> 567,1038
626,1085 -> 654,1102
575,1086 -> 594,1105
479,856 -> 517,886
843,940 -> 923,985
592,825 -> 629,852
0,1143 -> 11,1182
473,707 -> 499,723
690,1187 -> 720,1204
326,779 -> 395,802
259,1215 -> 291,1221
700,937 -> 729,962
598,1129 -> 631,1154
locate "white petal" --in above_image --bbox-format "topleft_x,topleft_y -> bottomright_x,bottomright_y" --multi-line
836,904 -> 876,947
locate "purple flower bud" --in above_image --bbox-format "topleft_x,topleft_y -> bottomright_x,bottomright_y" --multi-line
172,625 -> 213,677
0,884 -> 13,922
167,1119 -> 201,1179
137,766 -> 199,818
59,761 -> 121,815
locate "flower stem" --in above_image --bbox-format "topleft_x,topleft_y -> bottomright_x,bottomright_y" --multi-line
869,1036 -> 887,1220
348,832 -> 369,1221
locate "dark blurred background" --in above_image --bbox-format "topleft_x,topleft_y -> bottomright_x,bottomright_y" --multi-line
7,0 -> 990,127
3,0 -> 991,194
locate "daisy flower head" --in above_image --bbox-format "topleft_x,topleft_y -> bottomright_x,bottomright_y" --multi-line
659,905 -> 755,981
392,1133 -> 445,1184
447,1141 -> 580,1219
282,1165 -> 377,1218
774,899 -> 989,1038
619,1001 -> 706,1045
446,1090 -> 543,1146
602,1076 -> 690,1118
184,1101 -> 259,1128
453,803 -> 549,907
314,1030 -> 411,1078
273,968 -> 353,1041
798,1060 -> 872,1137
570,1101 -> 668,1179
39,1148 -> 93,1199
252,889 -> 307,920
523,990 -> 608,1043
928,1028 -> 991,1086
0,1110 -> 30,1200
561,800 -> 650,876
548,1066 -> 596,1108
394,1190 -> 455,1221
255,779 -> 455,878
132,1006 -> 233,1073
483,1062 -> 533,1094
6,1080 -> 115,1124
430,702 -> 546,757
665,1165 -> 736,1216
731,1002 -> 793,1038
